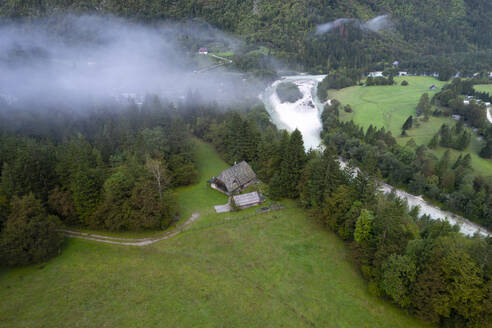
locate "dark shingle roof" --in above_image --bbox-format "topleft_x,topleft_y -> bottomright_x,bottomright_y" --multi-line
216,161 -> 256,193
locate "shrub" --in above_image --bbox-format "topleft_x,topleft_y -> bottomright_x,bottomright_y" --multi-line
0,194 -> 63,266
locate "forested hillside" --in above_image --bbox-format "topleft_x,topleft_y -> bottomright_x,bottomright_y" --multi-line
1,0 -> 491,72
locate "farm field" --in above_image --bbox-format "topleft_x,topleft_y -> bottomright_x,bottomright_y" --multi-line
331,76 -> 492,177
474,84 -> 492,95
0,140 -> 430,328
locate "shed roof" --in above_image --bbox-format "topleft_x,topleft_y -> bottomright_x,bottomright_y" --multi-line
232,191 -> 263,207
216,161 -> 256,193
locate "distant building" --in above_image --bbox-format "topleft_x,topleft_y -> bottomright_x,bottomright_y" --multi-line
463,100 -> 470,105
210,161 -> 257,195
429,85 -> 438,90
198,47 -> 209,55
232,191 -> 265,210
485,102 -> 491,106
368,71 -> 384,77
398,71 -> 408,76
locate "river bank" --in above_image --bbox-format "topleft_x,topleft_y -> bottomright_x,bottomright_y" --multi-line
263,75 -> 490,237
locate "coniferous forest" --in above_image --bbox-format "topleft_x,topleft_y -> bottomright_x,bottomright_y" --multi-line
1,0 -> 492,73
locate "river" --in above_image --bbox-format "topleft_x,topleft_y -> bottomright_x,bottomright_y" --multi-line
262,75 -> 490,237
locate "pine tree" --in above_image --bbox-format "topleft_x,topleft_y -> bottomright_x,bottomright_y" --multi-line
401,116 -> 413,135
428,133 -> 439,149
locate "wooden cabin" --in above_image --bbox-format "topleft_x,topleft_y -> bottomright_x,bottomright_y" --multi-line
211,161 -> 257,195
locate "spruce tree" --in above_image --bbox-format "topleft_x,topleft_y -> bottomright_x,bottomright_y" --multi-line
279,129 -> 306,198
428,134 -> 439,149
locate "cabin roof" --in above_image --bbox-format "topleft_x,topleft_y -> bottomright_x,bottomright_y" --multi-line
215,161 -> 256,193
232,191 -> 263,207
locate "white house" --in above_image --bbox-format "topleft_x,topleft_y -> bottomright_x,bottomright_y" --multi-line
464,100 -> 470,105
368,71 -> 384,77
398,71 -> 408,76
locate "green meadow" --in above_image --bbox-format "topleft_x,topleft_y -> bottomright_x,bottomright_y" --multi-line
474,84 -> 492,95
0,139 -> 431,328
331,76 -> 492,177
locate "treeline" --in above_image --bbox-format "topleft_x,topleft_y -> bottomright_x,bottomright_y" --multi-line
317,69 -> 360,101
320,101 -> 492,229
366,75 -> 394,86
432,78 -> 488,129
429,122 -> 471,151
0,96 -> 199,266
431,78 -> 492,158
1,0 -> 491,73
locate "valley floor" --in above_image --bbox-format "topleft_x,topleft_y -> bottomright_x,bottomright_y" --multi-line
0,140 -> 431,328
332,76 -> 492,177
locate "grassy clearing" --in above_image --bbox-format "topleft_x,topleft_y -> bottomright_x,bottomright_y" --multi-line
0,140 -> 431,328
332,76 -> 445,133
331,76 -> 492,177
212,51 -> 234,57
474,84 -> 492,95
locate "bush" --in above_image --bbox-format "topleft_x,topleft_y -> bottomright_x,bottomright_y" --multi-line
401,80 -> 408,86
0,194 -> 63,266
344,105 -> 353,113
276,82 -> 302,103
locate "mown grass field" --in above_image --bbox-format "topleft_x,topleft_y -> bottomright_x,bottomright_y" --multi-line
331,76 -> 492,177
474,84 -> 492,95
0,139 -> 432,328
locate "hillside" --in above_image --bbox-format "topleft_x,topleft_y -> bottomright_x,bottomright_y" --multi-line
0,140 -> 430,328
1,0 -> 491,72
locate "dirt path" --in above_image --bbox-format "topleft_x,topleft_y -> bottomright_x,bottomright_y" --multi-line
60,213 -> 200,246
487,107 -> 492,124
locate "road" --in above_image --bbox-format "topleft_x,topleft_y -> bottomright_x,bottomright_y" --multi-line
60,213 -> 200,246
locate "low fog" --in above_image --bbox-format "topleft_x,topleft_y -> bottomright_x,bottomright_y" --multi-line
316,15 -> 392,35
0,15 -> 254,110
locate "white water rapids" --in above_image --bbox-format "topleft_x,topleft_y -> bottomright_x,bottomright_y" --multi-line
262,75 -> 327,149
262,75 -> 490,237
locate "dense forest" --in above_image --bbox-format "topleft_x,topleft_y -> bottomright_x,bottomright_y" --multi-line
0,97 -> 199,265
1,0 -> 491,73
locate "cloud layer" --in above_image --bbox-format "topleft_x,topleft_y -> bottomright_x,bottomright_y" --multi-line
0,15 -> 250,109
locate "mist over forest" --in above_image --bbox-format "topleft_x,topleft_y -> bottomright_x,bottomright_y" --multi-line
0,15 -> 256,111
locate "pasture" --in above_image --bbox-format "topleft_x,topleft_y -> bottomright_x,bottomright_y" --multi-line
331,77 -> 492,177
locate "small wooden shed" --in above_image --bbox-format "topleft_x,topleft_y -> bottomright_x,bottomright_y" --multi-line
232,191 -> 264,209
